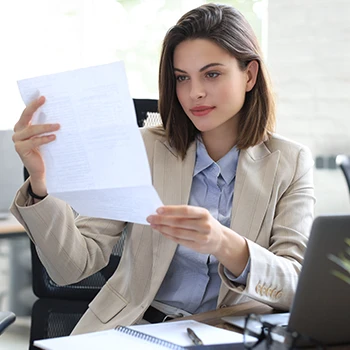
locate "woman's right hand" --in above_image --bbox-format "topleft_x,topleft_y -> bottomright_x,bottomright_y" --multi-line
12,96 -> 60,197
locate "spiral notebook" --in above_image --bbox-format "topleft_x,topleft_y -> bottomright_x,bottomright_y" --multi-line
33,320 -> 244,350
34,326 -> 186,350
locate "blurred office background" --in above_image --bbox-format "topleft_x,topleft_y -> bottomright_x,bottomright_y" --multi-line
1,0 -> 349,349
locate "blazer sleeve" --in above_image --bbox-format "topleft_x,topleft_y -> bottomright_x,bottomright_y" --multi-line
10,179 -> 126,286
219,146 -> 315,310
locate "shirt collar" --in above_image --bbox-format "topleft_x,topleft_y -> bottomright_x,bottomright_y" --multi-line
193,137 -> 240,184
217,144 -> 239,184
193,138 -> 214,176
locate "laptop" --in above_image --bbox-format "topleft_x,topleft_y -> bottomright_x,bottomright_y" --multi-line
222,215 -> 350,346
0,129 -> 24,219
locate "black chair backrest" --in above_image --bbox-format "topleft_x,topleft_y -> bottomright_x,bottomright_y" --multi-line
29,242 -> 121,300
25,98 -> 160,300
133,98 -> 159,127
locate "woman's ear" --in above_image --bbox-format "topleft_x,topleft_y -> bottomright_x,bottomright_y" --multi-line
245,60 -> 259,92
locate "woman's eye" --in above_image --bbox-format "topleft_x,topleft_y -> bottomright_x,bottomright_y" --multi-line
176,75 -> 188,82
206,72 -> 220,78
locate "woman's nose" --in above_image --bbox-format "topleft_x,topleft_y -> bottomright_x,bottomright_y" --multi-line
189,81 -> 206,100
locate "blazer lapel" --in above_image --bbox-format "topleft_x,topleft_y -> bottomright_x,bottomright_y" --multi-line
151,140 -> 196,279
218,141 -> 280,305
153,140 -> 196,206
230,142 -> 280,242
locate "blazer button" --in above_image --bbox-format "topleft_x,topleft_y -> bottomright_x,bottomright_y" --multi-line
255,283 -> 262,294
262,286 -> 267,296
258,284 -> 265,296
276,291 -> 283,299
271,289 -> 278,299
267,288 -> 273,297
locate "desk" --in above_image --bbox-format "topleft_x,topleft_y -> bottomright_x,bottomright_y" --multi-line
180,301 -> 349,350
0,214 -> 26,238
0,215 -> 34,316
181,300 -> 273,329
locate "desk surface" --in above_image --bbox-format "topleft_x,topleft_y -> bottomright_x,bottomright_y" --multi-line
181,300 -> 273,329
0,214 -> 26,237
181,301 -> 349,350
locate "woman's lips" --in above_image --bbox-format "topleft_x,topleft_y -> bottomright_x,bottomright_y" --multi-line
190,106 -> 215,117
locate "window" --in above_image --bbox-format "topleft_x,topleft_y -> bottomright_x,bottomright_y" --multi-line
0,0 -> 266,130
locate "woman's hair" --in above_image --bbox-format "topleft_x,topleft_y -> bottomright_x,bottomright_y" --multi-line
158,3 -> 275,159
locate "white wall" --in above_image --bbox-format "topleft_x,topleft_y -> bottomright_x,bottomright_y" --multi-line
267,0 -> 350,216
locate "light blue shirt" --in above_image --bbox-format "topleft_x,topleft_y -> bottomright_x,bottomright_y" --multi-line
155,139 -> 250,313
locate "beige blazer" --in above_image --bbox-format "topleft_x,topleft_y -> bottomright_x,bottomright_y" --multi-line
11,127 -> 315,335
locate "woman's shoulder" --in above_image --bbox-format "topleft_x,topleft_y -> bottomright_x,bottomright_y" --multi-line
139,126 -> 167,159
265,133 -> 312,157
140,126 -> 166,142
264,133 -> 314,174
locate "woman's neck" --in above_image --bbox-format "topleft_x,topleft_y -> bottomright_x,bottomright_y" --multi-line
201,129 -> 237,162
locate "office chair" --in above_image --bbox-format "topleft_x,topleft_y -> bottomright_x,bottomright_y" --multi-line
133,98 -> 160,127
0,311 -> 16,335
24,98 -> 160,349
336,155 -> 350,198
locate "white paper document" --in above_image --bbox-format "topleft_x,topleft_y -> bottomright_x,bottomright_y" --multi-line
17,62 -> 163,224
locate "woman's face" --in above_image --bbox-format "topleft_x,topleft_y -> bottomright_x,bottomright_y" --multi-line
173,39 -> 257,140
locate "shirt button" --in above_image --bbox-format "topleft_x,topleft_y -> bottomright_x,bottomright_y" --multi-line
220,304 -> 227,309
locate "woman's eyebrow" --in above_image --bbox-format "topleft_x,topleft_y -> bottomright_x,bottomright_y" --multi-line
199,63 -> 224,72
174,63 -> 225,74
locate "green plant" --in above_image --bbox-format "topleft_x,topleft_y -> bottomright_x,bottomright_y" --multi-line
328,238 -> 350,285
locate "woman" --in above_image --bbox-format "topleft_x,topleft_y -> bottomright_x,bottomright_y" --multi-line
11,3 -> 315,335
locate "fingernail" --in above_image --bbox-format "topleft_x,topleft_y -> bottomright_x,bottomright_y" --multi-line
157,208 -> 164,214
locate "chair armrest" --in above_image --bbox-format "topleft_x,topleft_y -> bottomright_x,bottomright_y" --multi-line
0,311 -> 16,335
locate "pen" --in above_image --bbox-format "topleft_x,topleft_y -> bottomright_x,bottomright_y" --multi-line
186,327 -> 203,346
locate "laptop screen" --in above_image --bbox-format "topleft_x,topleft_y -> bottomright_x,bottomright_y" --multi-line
288,215 -> 350,345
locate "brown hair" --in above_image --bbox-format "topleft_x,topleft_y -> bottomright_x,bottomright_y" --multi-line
158,3 -> 275,159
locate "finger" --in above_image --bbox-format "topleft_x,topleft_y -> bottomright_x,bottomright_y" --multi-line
148,214 -> 202,232
162,232 -> 197,247
164,235 -> 204,252
159,229 -> 209,253
14,96 -> 46,131
156,205 -> 207,218
15,135 -> 57,156
154,224 -> 199,242
12,123 -> 60,143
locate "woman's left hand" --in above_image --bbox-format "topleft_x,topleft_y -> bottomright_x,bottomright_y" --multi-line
146,205 -> 225,255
